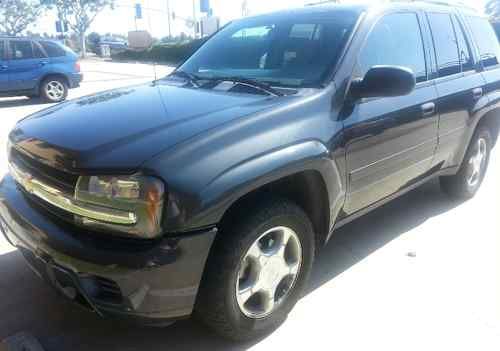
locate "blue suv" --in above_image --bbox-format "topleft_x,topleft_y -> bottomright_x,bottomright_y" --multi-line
0,37 -> 82,102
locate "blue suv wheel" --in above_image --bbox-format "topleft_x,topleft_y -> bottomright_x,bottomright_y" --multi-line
40,76 -> 68,103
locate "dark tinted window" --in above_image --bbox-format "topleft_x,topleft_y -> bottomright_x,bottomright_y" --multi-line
33,42 -> 46,58
0,41 -> 5,60
467,16 -> 500,68
359,13 -> 427,83
452,16 -> 474,72
40,41 -> 66,57
428,13 -> 461,77
10,40 -> 34,60
179,11 -> 359,88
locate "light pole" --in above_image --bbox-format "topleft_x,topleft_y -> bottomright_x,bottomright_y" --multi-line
192,0 -> 197,38
242,0 -> 249,17
167,0 -> 172,38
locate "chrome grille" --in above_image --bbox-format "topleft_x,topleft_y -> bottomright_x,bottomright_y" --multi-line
9,147 -> 78,194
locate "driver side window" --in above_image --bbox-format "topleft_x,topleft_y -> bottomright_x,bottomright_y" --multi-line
359,13 -> 428,83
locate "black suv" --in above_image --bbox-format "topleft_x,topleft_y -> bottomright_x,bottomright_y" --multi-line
1,1 -> 499,341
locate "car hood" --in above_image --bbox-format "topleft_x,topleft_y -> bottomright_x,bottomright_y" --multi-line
10,82 -> 283,173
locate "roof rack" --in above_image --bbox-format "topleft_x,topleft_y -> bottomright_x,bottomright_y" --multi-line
399,0 -> 477,11
304,1 -> 338,7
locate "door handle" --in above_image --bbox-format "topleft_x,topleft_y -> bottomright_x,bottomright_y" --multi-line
472,87 -> 483,101
0,65 -> 7,71
39,61 -> 49,66
421,102 -> 436,117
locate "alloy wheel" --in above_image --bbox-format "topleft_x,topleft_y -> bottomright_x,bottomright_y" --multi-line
467,137 -> 487,187
46,81 -> 65,101
236,226 -> 302,319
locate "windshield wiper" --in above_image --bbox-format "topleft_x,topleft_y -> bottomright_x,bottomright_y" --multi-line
209,76 -> 284,97
167,70 -> 201,87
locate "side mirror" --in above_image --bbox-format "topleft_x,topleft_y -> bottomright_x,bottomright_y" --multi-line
350,66 -> 416,100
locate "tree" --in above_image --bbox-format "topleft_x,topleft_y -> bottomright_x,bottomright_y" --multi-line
86,31 -> 101,54
53,0 -> 114,57
486,0 -> 500,21
0,0 -> 46,36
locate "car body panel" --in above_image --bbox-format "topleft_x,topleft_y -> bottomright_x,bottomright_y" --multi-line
6,48 -> 47,91
0,175 -> 216,321
0,39 -> 8,91
10,82 -> 289,172
141,87 -> 346,233
1,2 -> 500,325
0,38 -> 81,96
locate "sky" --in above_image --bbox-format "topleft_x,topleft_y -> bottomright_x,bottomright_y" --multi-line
30,0 -> 487,39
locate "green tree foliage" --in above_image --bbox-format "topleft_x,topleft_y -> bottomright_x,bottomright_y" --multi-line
0,0 -> 46,36
53,0 -> 114,57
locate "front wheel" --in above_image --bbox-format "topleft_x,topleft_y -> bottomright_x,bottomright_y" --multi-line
440,126 -> 492,199
195,198 -> 315,341
40,77 -> 68,103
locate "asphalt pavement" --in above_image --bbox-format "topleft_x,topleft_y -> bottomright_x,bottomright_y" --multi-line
0,60 -> 499,351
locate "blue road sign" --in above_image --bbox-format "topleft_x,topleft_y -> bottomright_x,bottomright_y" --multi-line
135,3 -> 142,19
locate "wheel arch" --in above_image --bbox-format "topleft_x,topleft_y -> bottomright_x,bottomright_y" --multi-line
477,108 -> 500,147
452,105 -> 500,168
196,141 -> 346,249
37,72 -> 70,92
218,170 -> 332,249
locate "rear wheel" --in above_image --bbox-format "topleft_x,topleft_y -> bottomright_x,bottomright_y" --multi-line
440,127 -> 492,199
195,198 -> 315,341
40,77 -> 68,103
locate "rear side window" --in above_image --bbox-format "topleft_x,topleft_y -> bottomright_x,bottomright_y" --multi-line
232,26 -> 272,39
10,40 -> 34,60
359,13 -> 427,83
427,13 -> 461,78
289,24 -> 322,40
40,41 -> 66,57
451,16 -> 474,72
0,41 -> 5,60
467,16 -> 500,68
33,42 -> 47,58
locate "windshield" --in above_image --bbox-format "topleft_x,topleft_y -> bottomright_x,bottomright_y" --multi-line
178,11 -> 360,88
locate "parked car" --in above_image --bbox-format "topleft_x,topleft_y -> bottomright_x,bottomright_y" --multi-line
100,36 -> 128,54
1,1 -> 500,341
0,37 -> 82,102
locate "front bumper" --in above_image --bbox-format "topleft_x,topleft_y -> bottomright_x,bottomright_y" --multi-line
0,174 -> 216,325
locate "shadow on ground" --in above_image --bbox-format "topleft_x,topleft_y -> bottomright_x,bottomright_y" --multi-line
0,179 -> 462,351
0,97 -> 47,109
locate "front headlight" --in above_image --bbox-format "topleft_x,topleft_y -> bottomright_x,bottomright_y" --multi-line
75,175 -> 165,238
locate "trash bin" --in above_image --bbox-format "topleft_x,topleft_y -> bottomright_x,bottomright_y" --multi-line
99,44 -> 111,57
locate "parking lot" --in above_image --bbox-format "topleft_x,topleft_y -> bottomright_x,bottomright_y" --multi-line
0,60 -> 499,350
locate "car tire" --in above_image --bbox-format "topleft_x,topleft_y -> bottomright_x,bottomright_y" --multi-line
195,197 -> 315,341
40,77 -> 68,103
440,126 -> 492,200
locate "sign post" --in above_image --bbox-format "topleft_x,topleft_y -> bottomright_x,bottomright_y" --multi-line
135,3 -> 142,31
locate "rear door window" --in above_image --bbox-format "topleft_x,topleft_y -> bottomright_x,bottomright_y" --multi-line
40,41 -> 67,57
33,42 -> 47,58
10,40 -> 34,60
427,13 -> 461,78
0,41 -> 5,60
358,12 -> 428,83
466,16 -> 500,68
451,16 -> 474,72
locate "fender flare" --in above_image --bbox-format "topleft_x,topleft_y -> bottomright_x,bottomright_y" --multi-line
172,140 -> 346,233
36,72 -> 70,92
